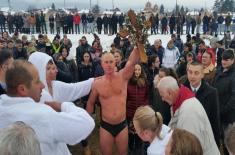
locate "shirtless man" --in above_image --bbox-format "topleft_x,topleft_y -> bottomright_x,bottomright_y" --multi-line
86,47 -> 140,155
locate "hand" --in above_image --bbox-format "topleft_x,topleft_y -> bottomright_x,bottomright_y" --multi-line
45,101 -> 61,112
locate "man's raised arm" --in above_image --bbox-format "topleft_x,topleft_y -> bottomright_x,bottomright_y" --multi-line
121,47 -> 140,80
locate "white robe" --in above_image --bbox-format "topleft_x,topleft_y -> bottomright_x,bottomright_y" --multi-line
147,125 -> 172,155
0,95 -> 95,155
28,52 -> 94,103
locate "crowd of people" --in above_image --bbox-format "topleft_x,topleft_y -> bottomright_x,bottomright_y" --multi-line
0,9 -> 235,155
0,10 -> 235,35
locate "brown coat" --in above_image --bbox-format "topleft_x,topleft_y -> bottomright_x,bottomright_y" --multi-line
27,15 -> 36,26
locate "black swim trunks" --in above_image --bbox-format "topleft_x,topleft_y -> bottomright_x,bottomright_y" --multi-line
100,119 -> 127,137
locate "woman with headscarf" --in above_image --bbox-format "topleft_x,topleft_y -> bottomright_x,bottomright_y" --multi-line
28,52 -> 94,103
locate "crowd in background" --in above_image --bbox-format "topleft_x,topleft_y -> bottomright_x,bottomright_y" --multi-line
0,10 -> 235,36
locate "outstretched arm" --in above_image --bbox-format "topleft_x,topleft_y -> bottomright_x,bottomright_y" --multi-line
121,47 -> 140,80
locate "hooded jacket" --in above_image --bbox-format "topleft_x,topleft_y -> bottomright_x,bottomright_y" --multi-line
28,52 -> 94,103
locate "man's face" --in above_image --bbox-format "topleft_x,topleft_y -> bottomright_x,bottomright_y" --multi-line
187,65 -> 204,88
101,54 -> 116,74
186,56 -> 193,63
222,59 -> 234,69
158,87 -> 173,105
7,42 -> 14,49
81,39 -> 86,45
202,52 -> 212,67
1,58 -> 14,75
38,37 -> 44,43
46,62 -> 58,82
199,43 -> 206,50
16,43 -> 22,50
154,40 -> 161,49
183,46 -> 189,52
26,66 -> 45,102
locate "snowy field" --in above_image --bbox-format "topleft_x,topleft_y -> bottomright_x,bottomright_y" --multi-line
21,33 -> 227,60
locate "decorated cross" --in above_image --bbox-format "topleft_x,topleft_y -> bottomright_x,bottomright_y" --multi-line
119,9 -> 151,63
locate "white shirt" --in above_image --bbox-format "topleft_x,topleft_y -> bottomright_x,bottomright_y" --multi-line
0,95 -> 95,155
147,125 -> 172,155
190,82 -> 201,93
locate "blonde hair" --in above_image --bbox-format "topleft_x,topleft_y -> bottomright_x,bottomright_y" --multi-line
133,105 -> 163,138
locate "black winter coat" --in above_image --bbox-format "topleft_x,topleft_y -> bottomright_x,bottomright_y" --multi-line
103,16 -> 109,26
96,17 -> 103,28
184,80 -> 221,145
12,47 -> 28,60
0,14 -> 6,24
213,63 -> 235,127
81,14 -> 87,24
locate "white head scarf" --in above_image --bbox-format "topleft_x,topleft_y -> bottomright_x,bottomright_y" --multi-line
28,52 -> 53,93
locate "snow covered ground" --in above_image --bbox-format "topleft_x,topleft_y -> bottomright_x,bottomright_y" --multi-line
22,33 -> 228,60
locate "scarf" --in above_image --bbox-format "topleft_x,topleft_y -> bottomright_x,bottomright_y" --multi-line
172,85 -> 195,114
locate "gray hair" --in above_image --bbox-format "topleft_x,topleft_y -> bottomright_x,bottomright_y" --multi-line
0,121 -> 41,155
157,76 -> 179,91
225,123 -> 235,155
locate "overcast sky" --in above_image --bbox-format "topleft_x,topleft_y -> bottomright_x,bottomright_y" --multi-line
2,0 -> 215,10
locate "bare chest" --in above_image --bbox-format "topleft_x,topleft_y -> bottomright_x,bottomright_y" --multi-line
97,77 -> 126,99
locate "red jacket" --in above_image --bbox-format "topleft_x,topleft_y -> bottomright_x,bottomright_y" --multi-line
126,83 -> 149,119
73,15 -> 81,24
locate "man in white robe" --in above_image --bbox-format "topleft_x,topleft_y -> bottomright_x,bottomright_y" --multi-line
0,60 -> 95,155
